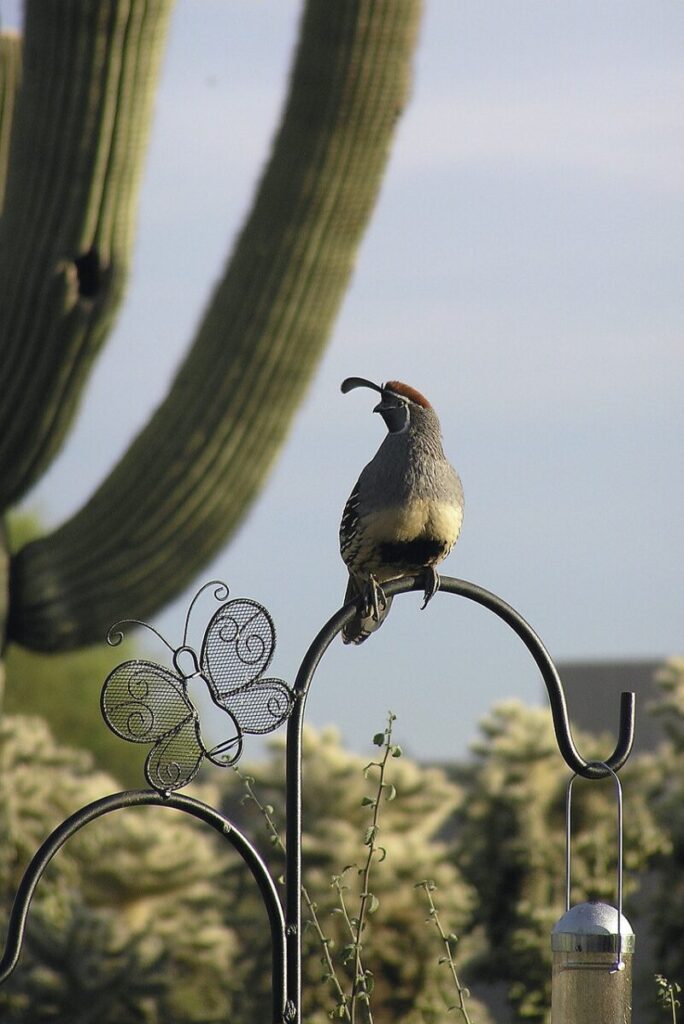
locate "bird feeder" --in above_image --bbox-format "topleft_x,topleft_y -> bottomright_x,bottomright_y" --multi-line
551,764 -> 635,1023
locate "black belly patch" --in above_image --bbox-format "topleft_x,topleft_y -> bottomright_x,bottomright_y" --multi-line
379,538 -> 445,568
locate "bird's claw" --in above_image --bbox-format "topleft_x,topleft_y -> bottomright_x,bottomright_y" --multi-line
362,575 -> 388,622
420,567 -> 440,610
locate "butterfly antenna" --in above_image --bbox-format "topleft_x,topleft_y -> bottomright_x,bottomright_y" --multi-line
106,618 -> 175,653
182,579 -> 230,646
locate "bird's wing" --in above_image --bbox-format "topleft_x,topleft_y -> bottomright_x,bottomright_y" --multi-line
339,480 -> 361,567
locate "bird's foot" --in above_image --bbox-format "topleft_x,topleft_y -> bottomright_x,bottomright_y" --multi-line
362,575 -> 388,623
420,567 -> 440,610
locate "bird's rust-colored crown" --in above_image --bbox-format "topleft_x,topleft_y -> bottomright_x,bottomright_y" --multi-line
384,381 -> 431,409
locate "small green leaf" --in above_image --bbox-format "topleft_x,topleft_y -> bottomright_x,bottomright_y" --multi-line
391,744 -> 403,758
372,732 -> 385,746
367,893 -> 380,914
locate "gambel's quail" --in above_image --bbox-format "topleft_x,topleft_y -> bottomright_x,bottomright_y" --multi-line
339,377 -> 464,644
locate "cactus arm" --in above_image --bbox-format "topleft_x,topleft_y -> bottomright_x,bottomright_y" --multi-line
0,0 -> 173,511
8,0 -> 423,651
0,34 -> 21,667
0,31 -> 21,209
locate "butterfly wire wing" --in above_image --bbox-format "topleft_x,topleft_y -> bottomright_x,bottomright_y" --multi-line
219,678 -> 293,734
102,660 -> 205,793
200,599 -> 293,735
101,660 -> 195,742
201,599 -> 274,689
145,716 -> 205,793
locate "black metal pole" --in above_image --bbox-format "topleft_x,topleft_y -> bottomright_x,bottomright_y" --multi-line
285,601 -> 351,1021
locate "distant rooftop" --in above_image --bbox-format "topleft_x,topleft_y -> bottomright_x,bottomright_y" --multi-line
556,658 -> 665,754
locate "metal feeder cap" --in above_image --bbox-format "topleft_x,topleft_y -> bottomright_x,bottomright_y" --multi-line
552,901 -> 635,954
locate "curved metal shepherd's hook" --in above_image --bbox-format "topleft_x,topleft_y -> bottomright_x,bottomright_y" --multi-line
0,790 -> 288,1023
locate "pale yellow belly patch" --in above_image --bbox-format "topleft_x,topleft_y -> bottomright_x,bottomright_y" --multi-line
362,499 -> 463,546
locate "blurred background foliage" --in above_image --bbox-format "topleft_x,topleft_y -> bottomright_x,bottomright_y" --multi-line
1,660 -> 683,1022
4,515 -> 145,787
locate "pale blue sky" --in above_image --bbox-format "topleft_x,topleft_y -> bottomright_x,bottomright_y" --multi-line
4,1 -> 684,761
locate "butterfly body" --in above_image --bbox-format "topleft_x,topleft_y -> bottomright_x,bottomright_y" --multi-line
183,669 -> 243,767
102,594 -> 292,793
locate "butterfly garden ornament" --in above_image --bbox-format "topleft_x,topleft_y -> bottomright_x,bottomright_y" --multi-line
101,581 -> 293,794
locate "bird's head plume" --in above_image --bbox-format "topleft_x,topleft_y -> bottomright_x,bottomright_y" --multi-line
341,377 -> 432,434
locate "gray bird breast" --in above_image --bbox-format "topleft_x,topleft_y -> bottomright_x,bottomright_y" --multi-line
364,410 -> 462,507
351,410 -> 464,577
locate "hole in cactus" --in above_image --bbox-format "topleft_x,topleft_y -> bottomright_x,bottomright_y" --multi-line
74,246 -> 101,298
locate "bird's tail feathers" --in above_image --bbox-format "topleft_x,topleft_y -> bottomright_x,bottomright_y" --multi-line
341,576 -> 393,645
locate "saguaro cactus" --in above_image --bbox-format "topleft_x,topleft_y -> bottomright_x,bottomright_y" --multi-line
0,1 -> 422,656
0,31 -> 21,206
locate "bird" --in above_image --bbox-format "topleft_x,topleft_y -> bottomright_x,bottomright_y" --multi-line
339,377 -> 464,644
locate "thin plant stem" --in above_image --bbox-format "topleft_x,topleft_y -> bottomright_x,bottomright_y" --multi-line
656,975 -> 682,1024
331,868 -> 373,1022
669,982 -> 679,1024
332,872 -> 359,944
349,711 -> 398,1024
418,879 -> 474,1024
